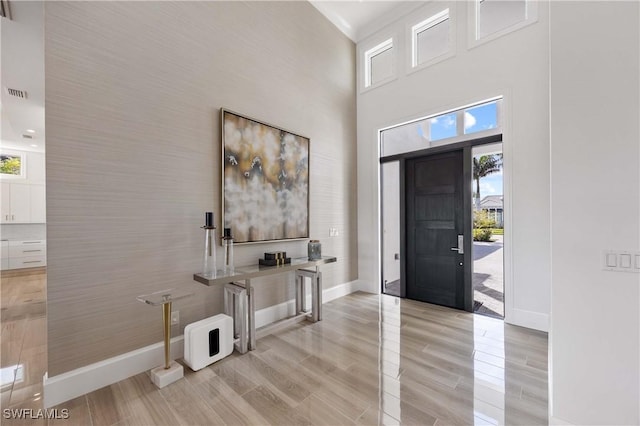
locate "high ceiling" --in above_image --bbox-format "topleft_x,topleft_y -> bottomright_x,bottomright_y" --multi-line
0,1 -> 44,152
310,1 -> 423,42
0,1 -> 423,154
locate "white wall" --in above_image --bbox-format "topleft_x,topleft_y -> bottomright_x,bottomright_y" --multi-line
381,161 -> 401,284
549,2 -> 640,424
357,1 -> 550,330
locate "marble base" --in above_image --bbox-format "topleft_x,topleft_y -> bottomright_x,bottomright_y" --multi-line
150,361 -> 183,388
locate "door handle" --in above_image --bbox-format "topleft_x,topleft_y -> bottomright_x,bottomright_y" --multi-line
450,235 -> 464,254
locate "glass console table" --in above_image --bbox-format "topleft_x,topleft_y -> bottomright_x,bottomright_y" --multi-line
193,256 -> 337,352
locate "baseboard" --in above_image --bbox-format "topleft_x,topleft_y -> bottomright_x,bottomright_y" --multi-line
43,280 -> 360,408
549,415 -> 574,425
323,279 -> 361,302
43,336 -> 184,408
254,279 -> 361,328
506,308 -> 549,332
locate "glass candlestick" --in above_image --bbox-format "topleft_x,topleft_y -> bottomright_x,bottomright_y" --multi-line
222,227 -> 234,273
202,212 -> 216,278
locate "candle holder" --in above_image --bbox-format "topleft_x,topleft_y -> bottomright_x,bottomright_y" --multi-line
222,227 -> 234,273
202,212 -> 216,278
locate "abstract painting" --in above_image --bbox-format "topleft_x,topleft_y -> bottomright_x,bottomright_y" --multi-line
222,109 -> 309,244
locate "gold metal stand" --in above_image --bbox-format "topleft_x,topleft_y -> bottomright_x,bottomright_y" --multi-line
137,288 -> 192,388
162,301 -> 172,369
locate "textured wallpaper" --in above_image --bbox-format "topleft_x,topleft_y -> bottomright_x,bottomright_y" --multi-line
45,1 -> 356,376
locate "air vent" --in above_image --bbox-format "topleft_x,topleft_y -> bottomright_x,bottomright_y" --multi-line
6,88 -> 27,99
22,134 -> 33,139
0,0 -> 11,20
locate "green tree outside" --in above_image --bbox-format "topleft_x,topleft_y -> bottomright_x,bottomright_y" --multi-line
0,156 -> 21,175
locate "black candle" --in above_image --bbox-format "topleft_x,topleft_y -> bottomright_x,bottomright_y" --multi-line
223,227 -> 232,238
205,212 -> 213,228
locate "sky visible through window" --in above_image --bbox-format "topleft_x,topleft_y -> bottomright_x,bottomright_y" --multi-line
465,101 -> 497,134
430,113 -> 457,141
480,167 -> 503,197
468,101 -> 501,197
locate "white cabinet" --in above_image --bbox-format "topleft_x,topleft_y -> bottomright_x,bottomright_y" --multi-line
0,241 -> 8,270
27,152 -> 46,184
29,185 -> 46,223
0,183 -> 45,223
0,183 -> 10,224
9,183 -> 30,222
0,240 -> 46,270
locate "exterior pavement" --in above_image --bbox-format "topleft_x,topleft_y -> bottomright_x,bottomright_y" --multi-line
473,234 -> 504,318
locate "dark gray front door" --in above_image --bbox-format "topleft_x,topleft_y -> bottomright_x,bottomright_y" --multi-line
406,150 -> 465,309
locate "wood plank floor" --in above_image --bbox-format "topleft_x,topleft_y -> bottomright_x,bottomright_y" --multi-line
1,272 -> 548,425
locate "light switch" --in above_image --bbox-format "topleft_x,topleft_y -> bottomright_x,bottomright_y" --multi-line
635,254 -> 640,270
620,254 -> 632,268
605,253 -> 617,268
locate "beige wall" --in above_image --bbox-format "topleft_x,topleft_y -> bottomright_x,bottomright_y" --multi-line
45,1 -> 357,376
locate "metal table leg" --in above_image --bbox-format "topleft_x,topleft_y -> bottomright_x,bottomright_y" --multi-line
246,279 -> 256,351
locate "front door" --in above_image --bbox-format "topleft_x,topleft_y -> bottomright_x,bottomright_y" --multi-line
406,150 -> 465,309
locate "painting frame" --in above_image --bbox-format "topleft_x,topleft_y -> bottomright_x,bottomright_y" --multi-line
221,109 -> 310,245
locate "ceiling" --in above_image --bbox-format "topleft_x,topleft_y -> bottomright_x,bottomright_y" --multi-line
0,1 -> 44,152
0,1 -> 422,154
310,1 -> 423,42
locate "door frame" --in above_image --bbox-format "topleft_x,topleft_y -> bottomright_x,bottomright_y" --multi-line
380,133 -> 502,312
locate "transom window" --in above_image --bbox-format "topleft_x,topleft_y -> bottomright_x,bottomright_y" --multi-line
364,38 -> 394,88
471,0 -> 538,46
411,9 -> 450,68
380,97 -> 502,158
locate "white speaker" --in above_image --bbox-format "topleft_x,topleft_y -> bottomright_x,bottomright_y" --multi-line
183,314 -> 233,371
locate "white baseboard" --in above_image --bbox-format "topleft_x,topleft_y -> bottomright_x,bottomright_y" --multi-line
43,280 -> 360,408
323,279 -> 361,302
506,308 -> 549,332
43,335 -> 184,408
254,279 -> 361,328
549,415 -> 574,425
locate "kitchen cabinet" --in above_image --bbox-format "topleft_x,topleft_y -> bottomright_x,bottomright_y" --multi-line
0,183 -> 45,223
0,240 -> 46,270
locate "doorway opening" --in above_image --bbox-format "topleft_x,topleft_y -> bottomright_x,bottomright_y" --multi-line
378,97 -> 505,309
472,143 -> 504,318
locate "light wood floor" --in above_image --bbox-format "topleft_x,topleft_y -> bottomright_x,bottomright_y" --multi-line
1,271 -> 548,425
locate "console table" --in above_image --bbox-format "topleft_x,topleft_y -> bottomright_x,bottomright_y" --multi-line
193,256 -> 336,352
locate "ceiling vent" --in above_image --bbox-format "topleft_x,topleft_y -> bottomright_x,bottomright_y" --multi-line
0,0 -> 11,20
6,87 -> 27,99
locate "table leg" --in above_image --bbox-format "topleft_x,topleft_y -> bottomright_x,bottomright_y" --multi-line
317,271 -> 323,321
246,279 -> 256,351
162,301 -> 172,369
235,287 -> 248,354
295,274 -> 302,315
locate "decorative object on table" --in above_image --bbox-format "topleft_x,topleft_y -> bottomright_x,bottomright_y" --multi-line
202,211 -> 216,278
183,314 -> 233,371
259,251 -> 291,266
221,109 -> 310,244
137,288 -> 193,388
308,240 -> 322,260
222,227 -> 234,273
